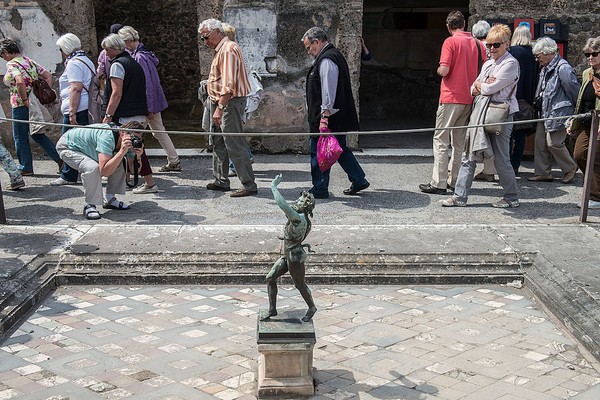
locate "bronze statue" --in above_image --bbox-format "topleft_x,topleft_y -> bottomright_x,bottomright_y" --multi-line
262,174 -> 317,322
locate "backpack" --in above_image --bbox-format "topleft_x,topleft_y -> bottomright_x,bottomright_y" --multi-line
73,58 -> 103,123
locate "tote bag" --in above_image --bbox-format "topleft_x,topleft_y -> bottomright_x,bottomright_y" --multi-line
317,135 -> 343,172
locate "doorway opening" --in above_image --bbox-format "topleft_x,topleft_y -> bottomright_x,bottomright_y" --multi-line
359,0 -> 470,148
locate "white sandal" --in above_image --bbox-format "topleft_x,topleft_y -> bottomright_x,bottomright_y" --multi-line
83,204 -> 101,220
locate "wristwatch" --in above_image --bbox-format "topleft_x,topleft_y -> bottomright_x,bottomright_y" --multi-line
105,113 -> 113,118
320,113 -> 329,119
217,103 -> 226,110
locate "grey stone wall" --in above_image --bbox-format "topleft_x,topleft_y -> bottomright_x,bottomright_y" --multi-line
470,0 -> 600,73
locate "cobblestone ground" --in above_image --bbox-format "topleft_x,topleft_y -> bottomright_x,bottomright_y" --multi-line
1,285 -> 600,400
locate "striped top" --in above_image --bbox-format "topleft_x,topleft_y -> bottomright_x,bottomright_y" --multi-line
207,38 -> 250,102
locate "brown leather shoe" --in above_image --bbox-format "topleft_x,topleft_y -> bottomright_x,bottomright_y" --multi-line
230,188 -> 258,197
561,168 -> 577,184
527,174 -> 553,182
474,172 -> 496,182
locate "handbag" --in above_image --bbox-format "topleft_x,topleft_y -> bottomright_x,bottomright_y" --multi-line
484,102 -> 510,134
483,82 -> 517,135
15,59 -> 57,105
316,134 -> 343,172
513,99 -> 536,130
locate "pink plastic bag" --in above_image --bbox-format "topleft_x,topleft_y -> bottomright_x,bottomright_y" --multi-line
317,134 -> 343,172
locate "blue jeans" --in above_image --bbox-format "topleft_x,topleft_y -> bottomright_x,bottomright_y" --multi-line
309,135 -> 367,196
60,111 -> 89,182
454,116 -> 518,203
12,105 -> 60,173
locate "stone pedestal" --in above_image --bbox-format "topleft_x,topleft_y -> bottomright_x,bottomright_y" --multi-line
256,309 -> 316,398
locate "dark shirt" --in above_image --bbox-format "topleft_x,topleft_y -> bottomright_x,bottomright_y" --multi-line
508,45 -> 538,104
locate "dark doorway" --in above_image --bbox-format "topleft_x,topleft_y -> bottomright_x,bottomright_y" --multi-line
359,0 -> 470,148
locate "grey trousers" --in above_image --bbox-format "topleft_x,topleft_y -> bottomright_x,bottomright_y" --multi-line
533,123 -> 577,175
454,116 -> 518,203
211,96 -> 257,192
56,135 -> 126,206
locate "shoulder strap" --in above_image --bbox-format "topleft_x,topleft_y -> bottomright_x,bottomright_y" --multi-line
13,59 -> 34,80
475,39 -> 483,74
72,58 -> 96,92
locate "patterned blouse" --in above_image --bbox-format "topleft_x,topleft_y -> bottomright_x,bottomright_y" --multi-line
3,56 -> 46,108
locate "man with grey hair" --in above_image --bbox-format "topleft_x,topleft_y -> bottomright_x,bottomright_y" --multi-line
198,18 -> 257,197
302,26 -> 369,199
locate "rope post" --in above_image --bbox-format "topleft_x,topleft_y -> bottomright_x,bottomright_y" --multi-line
579,110 -> 600,223
0,181 -> 6,225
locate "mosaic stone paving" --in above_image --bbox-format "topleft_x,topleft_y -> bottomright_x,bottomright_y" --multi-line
1,285 -> 600,399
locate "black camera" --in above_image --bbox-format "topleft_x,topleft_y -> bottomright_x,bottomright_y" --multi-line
129,134 -> 143,149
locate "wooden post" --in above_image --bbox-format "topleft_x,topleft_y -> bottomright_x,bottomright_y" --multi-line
580,110 -> 600,223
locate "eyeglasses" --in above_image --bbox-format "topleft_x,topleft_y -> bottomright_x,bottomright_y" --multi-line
584,51 -> 599,58
200,30 -> 213,42
485,42 -> 504,49
305,40 -> 316,52
534,53 -> 547,59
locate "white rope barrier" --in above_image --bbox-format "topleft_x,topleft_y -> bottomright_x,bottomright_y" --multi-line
0,112 -> 593,137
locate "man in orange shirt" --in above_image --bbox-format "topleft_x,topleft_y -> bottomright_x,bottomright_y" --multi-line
199,18 -> 257,197
419,11 -> 486,195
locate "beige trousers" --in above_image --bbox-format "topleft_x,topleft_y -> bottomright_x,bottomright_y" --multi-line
533,122 -> 576,175
147,112 -> 179,165
430,103 -> 471,188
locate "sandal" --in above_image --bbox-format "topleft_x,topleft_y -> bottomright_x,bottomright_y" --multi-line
103,197 -> 130,210
83,204 -> 101,220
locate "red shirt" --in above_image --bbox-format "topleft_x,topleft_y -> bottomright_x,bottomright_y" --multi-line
439,30 -> 485,105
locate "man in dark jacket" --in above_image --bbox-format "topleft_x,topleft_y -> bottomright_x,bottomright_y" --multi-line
302,27 -> 369,199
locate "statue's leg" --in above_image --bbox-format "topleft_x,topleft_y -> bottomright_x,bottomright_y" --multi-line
288,251 -> 317,322
261,257 -> 288,320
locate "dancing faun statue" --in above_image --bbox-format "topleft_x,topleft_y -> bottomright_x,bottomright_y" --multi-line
262,174 -> 317,322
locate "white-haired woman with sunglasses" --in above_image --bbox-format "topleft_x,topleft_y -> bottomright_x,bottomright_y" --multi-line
528,37 -> 579,184
570,37 -> 600,209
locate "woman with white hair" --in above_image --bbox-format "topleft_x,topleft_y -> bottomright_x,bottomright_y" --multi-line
100,33 -> 158,194
528,37 -> 579,184
118,26 -> 181,173
51,33 -> 95,186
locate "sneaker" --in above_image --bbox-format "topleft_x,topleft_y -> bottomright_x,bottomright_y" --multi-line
577,200 -> 600,209
158,162 -> 181,172
474,172 -> 496,182
439,196 -> 467,207
50,177 -> 77,186
9,179 -> 25,190
492,198 -> 519,208
132,183 -> 158,194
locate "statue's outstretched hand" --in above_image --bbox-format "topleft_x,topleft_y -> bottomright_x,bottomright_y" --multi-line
272,174 -> 283,187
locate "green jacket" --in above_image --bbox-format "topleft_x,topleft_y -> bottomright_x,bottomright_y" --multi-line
575,67 -> 600,113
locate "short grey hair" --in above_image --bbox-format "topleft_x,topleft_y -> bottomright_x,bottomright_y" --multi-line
56,33 -> 81,55
511,25 -> 532,47
302,27 -> 328,43
199,18 -> 224,35
118,26 -> 140,42
101,34 -> 125,51
532,37 -> 558,55
471,20 -> 490,40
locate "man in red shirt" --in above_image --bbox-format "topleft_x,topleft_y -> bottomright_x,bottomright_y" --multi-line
419,11 -> 486,195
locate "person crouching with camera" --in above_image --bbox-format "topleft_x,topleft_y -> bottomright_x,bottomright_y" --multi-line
55,121 -> 145,220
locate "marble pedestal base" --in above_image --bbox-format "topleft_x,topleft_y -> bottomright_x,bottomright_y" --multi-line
256,309 -> 316,397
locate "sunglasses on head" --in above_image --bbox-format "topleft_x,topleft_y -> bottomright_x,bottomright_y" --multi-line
584,51 -> 599,58
485,42 -> 504,49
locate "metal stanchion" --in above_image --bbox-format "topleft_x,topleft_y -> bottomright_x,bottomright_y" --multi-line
580,110 -> 600,223
0,181 -> 6,224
